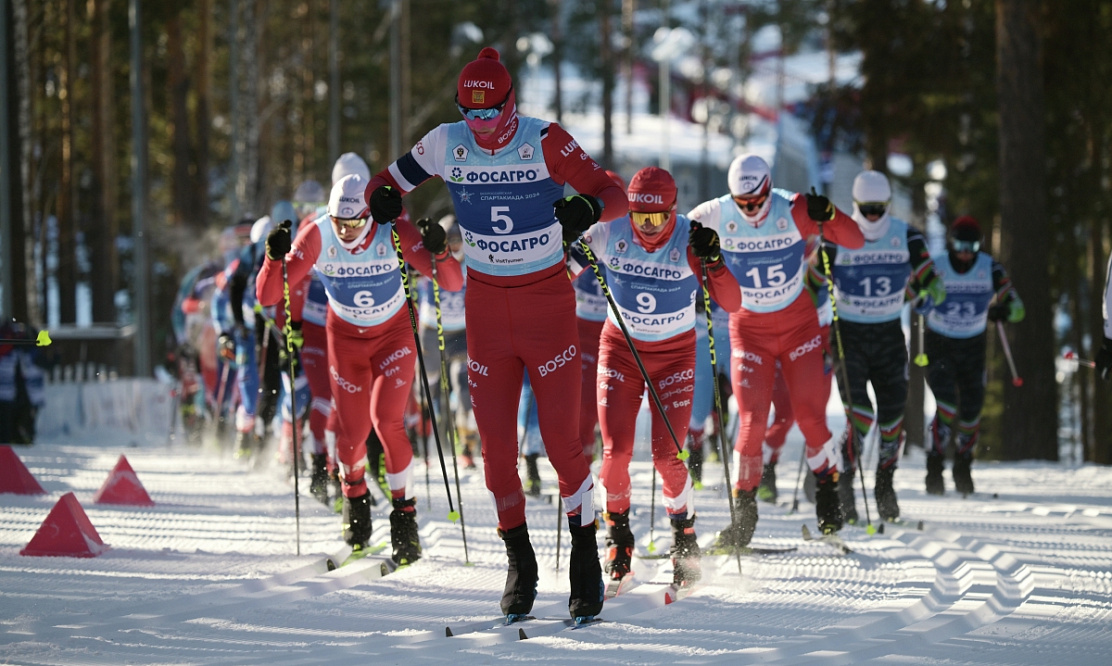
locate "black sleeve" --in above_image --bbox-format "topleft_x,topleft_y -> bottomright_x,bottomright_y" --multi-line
991,258 -> 1019,303
906,227 -> 938,291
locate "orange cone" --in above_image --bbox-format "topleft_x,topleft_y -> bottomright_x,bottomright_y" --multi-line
93,455 -> 154,506
20,492 -> 110,557
0,445 -> 46,495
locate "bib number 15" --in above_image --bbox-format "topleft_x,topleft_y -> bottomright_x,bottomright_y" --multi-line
744,263 -> 786,288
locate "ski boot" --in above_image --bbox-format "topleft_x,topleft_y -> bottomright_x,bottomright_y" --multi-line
952,454 -> 975,496
925,453 -> 945,496
713,489 -> 758,551
233,429 -> 256,460
603,510 -> 634,582
342,492 -> 373,548
498,523 -> 539,619
874,465 -> 900,521
670,515 -> 701,586
838,468 -> 859,524
524,454 -> 542,497
309,454 -> 330,505
568,519 -> 604,622
757,463 -> 778,503
814,470 -> 844,534
686,428 -> 705,488
389,497 -> 422,565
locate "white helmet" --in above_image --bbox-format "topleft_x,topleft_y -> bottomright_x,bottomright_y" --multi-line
851,170 -> 892,240
727,154 -> 772,224
249,215 -> 275,244
332,152 -> 371,186
328,174 -> 370,219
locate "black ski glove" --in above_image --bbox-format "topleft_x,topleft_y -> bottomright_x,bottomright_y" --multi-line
688,221 -> 721,262
805,187 -> 835,222
987,303 -> 1010,323
265,221 -> 293,260
1096,336 -> 1112,381
554,194 -> 602,243
416,217 -> 447,255
369,185 -> 403,222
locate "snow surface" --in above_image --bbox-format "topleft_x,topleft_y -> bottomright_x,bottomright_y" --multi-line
4,407 -> 1112,666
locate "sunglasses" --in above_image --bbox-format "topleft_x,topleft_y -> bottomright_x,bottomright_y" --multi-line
631,210 -> 670,227
951,239 -> 980,253
332,216 -> 369,230
456,87 -> 513,121
732,193 -> 768,213
855,201 -> 888,217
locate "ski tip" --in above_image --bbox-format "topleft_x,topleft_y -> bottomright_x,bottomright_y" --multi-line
917,520 -> 925,531
801,524 -> 812,539
325,559 -> 337,571
877,522 -> 885,535
445,626 -> 453,637
518,628 -> 528,640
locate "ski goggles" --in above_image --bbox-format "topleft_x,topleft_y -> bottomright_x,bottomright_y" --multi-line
951,239 -> 980,253
456,88 -> 513,121
631,210 -> 669,227
732,193 -> 768,213
855,200 -> 889,217
331,216 -> 369,230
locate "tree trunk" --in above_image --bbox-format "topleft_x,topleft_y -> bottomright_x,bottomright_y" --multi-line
4,0 -> 28,322
56,0 -> 77,325
995,0 -> 1056,460
193,0 -> 212,228
88,0 -> 117,324
599,0 -> 614,169
167,8 -> 195,228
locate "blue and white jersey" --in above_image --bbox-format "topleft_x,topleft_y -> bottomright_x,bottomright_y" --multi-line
312,217 -> 406,327
393,118 -> 567,278
926,252 -> 994,339
690,189 -> 805,314
582,215 -> 698,342
573,260 -> 609,322
418,264 -> 467,332
831,218 -> 912,324
302,273 -> 328,327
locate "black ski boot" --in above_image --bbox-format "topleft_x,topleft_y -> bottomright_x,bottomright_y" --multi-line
925,453 -> 945,495
815,471 -> 844,534
342,491 -> 373,548
838,468 -> 859,524
603,510 -> 634,581
686,428 -> 705,487
524,454 -> 542,497
498,523 -> 539,618
714,489 -> 758,551
952,454 -> 975,496
757,463 -> 778,503
234,430 -> 256,459
568,519 -> 604,621
875,465 -> 900,521
389,497 -> 422,565
310,454 -> 330,505
670,515 -> 701,586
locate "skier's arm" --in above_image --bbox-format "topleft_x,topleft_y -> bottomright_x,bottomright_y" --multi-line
396,219 -> 464,292
791,194 -> 864,249
542,123 -> 628,222
256,223 -> 323,308
687,250 -> 741,313
365,125 -> 449,198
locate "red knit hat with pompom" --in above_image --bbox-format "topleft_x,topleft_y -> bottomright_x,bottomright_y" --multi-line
457,47 -> 512,109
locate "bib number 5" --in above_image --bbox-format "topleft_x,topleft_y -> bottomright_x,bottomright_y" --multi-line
491,206 -> 513,234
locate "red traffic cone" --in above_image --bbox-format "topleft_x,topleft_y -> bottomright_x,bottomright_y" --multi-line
0,445 -> 46,495
20,492 -> 109,557
92,455 -> 154,506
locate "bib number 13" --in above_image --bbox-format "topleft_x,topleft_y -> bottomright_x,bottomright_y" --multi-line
744,263 -> 786,288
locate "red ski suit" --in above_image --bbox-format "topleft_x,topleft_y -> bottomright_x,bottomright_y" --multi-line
257,216 -> 462,500
368,118 -> 626,530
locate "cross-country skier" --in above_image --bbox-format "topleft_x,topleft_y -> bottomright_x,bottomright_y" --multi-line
256,174 -> 462,565
688,153 -> 864,542
823,170 -> 946,522
571,166 -> 740,588
364,47 -> 627,622
921,215 -> 1022,496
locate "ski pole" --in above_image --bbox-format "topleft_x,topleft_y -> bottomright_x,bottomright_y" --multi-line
0,330 -> 52,346
996,321 -> 1023,387
789,445 -> 807,513
648,463 -> 658,554
279,237 -> 302,557
577,239 -> 687,459
699,261 -> 743,573
914,312 -> 928,367
432,259 -> 470,564
818,230 -> 876,535
1062,350 -> 1097,368
389,219 -> 462,523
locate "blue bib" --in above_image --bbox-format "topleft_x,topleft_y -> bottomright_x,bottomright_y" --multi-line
831,218 -> 912,324
418,264 -> 467,332
312,218 -> 406,327
714,189 -> 805,313
574,257 -> 609,322
927,252 -> 993,338
442,118 -> 567,277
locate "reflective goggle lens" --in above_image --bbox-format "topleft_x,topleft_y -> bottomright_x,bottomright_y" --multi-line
951,239 -> 980,253
332,216 -> 369,230
631,211 -> 669,227
456,88 -> 512,121
856,201 -> 888,217
732,193 -> 768,212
